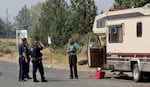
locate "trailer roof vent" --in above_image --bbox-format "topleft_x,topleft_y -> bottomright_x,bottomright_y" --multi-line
143,3 -> 150,9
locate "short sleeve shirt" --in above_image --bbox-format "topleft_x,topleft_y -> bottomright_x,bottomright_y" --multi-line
31,45 -> 43,58
19,43 -> 27,55
67,43 -> 79,55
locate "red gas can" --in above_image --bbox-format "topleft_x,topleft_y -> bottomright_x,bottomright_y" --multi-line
94,70 -> 105,79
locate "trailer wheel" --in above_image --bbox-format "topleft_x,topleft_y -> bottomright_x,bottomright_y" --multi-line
132,64 -> 142,82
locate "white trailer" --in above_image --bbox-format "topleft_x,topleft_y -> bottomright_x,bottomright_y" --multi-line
87,4 -> 150,82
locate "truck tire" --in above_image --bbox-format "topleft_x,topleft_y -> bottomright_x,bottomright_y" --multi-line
132,64 -> 142,82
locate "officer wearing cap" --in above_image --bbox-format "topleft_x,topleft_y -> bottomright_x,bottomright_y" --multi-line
31,41 -> 47,82
18,38 -> 28,81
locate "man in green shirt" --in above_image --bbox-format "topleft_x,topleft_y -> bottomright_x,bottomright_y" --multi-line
67,38 -> 81,79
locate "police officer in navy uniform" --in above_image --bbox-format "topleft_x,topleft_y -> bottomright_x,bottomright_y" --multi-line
18,38 -> 28,81
31,41 -> 47,82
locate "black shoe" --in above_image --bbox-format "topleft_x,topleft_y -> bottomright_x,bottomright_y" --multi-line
27,77 -> 32,79
33,80 -> 39,82
41,79 -> 48,82
19,79 -> 27,82
70,76 -> 73,79
75,77 -> 78,79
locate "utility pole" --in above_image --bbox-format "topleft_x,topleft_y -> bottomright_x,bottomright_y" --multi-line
5,9 -> 9,38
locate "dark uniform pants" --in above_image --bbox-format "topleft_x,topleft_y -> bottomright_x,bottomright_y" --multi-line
32,59 -> 45,81
19,57 -> 25,80
24,60 -> 30,78
69,55 -> 78,77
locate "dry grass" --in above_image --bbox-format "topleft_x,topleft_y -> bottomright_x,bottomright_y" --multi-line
0,38 -> 17,55
0,39 -> 18,63
0,38 -> 16,46
41,48 -> 68,67
41,48 -> 88,68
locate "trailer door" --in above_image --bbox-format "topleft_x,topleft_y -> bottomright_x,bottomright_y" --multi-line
87,34 -> 105,68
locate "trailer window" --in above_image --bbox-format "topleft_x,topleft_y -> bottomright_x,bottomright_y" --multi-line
108,25 -> 123,43
137,22 -> 142,37
97,19 -> 105,28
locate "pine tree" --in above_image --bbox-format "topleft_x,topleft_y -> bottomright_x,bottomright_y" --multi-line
114,0 -> 150,9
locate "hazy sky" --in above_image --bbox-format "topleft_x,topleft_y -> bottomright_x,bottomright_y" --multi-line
0,0 -> 114,22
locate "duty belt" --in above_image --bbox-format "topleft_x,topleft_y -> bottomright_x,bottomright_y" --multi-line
32,57 -> 42,60
19,55 -> 23,57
